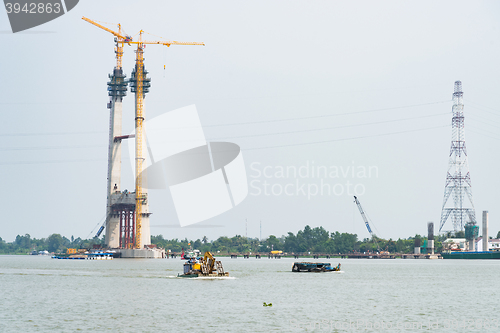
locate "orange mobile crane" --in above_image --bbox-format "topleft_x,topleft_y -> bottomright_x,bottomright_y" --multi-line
83,17 -> 204,249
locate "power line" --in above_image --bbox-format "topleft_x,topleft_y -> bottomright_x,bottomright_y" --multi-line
467,113 -> 500,127
0,124 -> 448,165
0,144 -> 105,152
0,131 -> 106,137
211,112 -> 449,140
0,84 -> 451,106
1,112 -> 448,152
468,129 -> 500,141
243,125 -> 448,151
467,100 -> 500,115
468,125 -> 500,139
203,100 -> 450,128
0,100 -> 449,139
0,158 -> 104,166
0,101 -> 105,106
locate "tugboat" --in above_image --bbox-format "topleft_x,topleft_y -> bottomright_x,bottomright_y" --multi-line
292,262 -> 341,272
178,251 -> 229,278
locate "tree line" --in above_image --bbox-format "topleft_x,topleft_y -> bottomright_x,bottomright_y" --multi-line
151,226 -> 446,254
4,225 -> 490,255
0,234 -> 104,254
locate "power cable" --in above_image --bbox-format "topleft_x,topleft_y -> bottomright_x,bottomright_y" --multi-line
203,100 -> 450,128
211,112 -> 448,140
1,112 -> 448,150
242,125 -> 448,151
0,124 -> 448,165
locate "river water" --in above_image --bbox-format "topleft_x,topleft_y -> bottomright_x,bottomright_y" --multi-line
0,255 -> 499,332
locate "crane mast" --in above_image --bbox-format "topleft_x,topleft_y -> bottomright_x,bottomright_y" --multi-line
129,33 -> 204,249
82,17 -> 131,70
133,32 -> 146,249
354,196 -> 380,252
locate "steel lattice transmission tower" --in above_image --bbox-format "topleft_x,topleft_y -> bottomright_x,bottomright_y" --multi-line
439,81 -> 476,232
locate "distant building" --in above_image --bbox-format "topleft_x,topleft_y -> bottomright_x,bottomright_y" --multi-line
475,238 -> 500,251
443,238 -> 467,251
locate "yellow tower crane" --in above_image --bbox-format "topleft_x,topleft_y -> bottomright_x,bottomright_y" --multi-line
82,17 -> 204,249
82,17 -> 133,70
130,31 -> 204,249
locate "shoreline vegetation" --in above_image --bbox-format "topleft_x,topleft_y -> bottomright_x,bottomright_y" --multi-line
2,225 -> 491,256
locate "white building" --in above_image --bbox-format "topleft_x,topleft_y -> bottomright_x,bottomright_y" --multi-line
443,238 -> 466,251
475,238 -> 500,251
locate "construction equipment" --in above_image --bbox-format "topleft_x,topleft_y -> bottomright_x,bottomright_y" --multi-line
179,252 -> 229,278
129,31 -> 204,249
94,225 -> 105,238
82,17 -> 132,70
354,196 -> 381,252
203,251 -> 216,273
83,17 -> 204,249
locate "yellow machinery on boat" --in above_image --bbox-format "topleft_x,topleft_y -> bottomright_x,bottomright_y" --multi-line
178,251 -> 229,278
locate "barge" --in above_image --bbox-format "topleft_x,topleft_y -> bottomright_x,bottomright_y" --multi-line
178,251 -> 229,278
441,251 -> 500,259
292,262 -> 341,272
52,252 -> 114,260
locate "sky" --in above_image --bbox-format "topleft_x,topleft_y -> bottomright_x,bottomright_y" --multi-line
1,0 -> 499,243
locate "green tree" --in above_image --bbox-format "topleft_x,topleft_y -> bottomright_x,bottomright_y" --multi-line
47,234 -> 63,252
267,235 -> 281,251
15,234 -> 32,250
331,232 -> 358,253
284,232 -> 297,252
193,239 -> 202,250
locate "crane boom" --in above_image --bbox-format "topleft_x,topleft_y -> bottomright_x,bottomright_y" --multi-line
354,196 -> 381,252
82,16 -> 128,40
354,196 -> 373,236
82,17 -> 132,70
141,40 -> 205,46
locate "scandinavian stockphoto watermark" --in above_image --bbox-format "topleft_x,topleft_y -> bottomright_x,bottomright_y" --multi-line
3,0 -> 79,33
127,105 -> 249,227
249,161 -> 378,199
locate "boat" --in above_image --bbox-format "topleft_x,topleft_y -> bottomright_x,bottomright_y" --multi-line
52,251 -> 113,260
178,251 -> 229,278
31,250 -> 50,255
441,251 -> 500,259
292,262 -> 341,272
181,248 -> 202,260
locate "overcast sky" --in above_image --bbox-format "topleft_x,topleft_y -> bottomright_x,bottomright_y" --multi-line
1,1 -> 499,243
